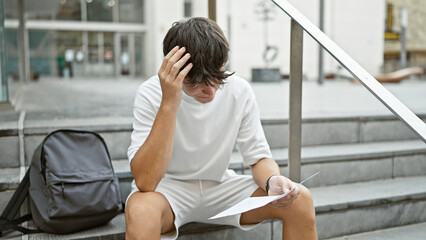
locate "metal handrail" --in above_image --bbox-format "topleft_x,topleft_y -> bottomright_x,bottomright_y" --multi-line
271,0 -> 426,181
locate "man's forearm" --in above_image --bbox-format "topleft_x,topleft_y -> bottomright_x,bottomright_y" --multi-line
250,158 -> 281,192
130,104 -> 177,192
131,46 -> 192,192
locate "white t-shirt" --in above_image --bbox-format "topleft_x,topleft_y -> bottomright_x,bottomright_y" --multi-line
128,74 -> 272,182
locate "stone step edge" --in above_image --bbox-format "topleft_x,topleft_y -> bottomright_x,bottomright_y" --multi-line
5,176 -> 426,240
328,221 -> 426,240
1,139 -> 424,191
2,113 -> 425,137
230,139 -> 426,167
112,139 -> 426,175
311,175 -> 426,213
0,213 -> 274,240
178,177 -> 426,237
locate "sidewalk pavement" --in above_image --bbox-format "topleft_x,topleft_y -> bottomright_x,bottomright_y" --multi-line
4,76 -> 426,121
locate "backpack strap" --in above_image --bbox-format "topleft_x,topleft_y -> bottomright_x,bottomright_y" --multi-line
0,167 -> 40,236
0,214 -> 41,234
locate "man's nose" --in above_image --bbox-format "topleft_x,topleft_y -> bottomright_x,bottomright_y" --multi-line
202,85 -> 214,95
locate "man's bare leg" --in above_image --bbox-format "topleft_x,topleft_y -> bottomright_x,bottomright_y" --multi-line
240,185 -> 317,240
125,192 -> 175,240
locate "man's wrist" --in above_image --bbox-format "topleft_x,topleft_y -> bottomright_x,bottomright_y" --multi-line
159,101 -> 180,113
265,175 -> 278,193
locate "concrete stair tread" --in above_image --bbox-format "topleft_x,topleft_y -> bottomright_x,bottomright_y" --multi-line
329,221 -> 426,240
0,168 -> 20,190
0,213 -> 126,240
112,159 -> 131,176
311,175 -> 426,213
111,139 -> 426,177
230,139 -> 426,164
1,139 -> 424,191
2,176 -> 426,239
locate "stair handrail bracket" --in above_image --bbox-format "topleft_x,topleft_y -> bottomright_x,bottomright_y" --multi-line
272,0 -> 426,143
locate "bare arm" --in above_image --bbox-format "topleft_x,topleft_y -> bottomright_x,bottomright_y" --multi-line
251,158 -> 300,207
131,46 -> 192,192
250,158 -> 280,192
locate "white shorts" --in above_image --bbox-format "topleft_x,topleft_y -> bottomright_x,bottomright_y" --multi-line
127,171 -> 261,240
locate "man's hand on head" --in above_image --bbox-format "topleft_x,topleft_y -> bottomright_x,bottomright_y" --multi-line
158,46 -> 193,110
268,175 -> 300,208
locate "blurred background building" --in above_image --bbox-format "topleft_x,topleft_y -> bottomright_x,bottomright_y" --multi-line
3,0 -> 146,81
0,0 -> 425,104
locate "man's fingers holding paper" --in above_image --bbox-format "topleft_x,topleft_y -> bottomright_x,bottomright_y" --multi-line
268,175 -> 300,208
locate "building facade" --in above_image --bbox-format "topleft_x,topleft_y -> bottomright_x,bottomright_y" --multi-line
2,0 -> 424,105
4,0 -> 146,80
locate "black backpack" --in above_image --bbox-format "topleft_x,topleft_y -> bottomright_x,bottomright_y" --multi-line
0,129 -> 122,236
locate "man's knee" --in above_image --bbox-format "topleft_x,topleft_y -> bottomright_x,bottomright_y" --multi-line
278,185 -> 316,222
298,185 -> 315,215
125,192 -> 170,224
126,191 -> 175,238
298,185 -> 313,202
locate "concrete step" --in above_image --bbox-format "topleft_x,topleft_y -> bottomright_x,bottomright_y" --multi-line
2,176 -> 425,239
1,113 -> 424,168
232,139 -> 426,187
261,115 -> 425,149
312,176 -> 426,239
50,139 -> 426,204
0,140 -> 426,191
2,139 -> 424,210
0,213 -> 126,240
328,222 -> 426,240
110,139 -> 426,202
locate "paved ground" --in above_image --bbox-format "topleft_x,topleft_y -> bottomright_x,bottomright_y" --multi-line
6,76 -> 426,121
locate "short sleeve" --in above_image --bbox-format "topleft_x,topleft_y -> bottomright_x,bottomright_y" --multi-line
235,88 -> 272,166
127,85 -> 158,163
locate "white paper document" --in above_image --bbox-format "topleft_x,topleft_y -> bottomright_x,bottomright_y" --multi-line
209,172 -> 319,220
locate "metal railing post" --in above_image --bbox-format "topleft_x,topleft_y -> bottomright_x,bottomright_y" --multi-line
288,20 -> 303,182
318,0 -> 324,85
18,0 -> 30,82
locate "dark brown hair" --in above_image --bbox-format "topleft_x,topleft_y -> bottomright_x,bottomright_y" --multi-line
163,17 -> 233,86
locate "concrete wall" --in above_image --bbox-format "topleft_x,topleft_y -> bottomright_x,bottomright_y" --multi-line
324,0 -> 385,77
145,0 -> 385,81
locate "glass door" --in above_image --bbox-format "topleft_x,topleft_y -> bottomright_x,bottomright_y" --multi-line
116,32 -> 145,78
84,31 -> 115,78
120,34 -> 130,76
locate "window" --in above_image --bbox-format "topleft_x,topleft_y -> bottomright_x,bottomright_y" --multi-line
3,0 -> 18,19
11,30 -> 85,78
5,29 -> 19,79
119,0 -> 144,23
29,30 -> 56,75
87,0 -> 113,22
25,0 -> 82,21
55,0 -> 82,21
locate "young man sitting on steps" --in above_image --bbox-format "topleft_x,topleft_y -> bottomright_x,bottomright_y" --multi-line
125,17 -> 318,240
